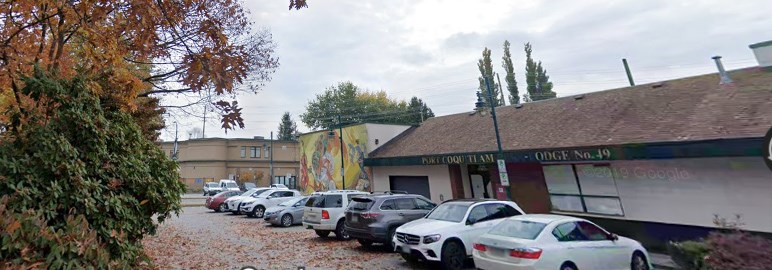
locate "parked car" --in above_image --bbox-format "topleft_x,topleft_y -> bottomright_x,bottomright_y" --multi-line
223,187 -> 270,213
241,182 -> 257,191
393,199 -> 525,270
303,190 -> 370,240
264,196 -> 310,227
218,179 -> 240,192
203,182 -> 223,196
345,191 -> 437,248
270,183 -> 288,189
472,214 -> 651,270
241,189 -> 302,218
205,190 -> 242,212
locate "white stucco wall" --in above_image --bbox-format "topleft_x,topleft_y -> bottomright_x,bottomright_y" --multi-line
372,165 -> 452,203
607,157 -> 772,232
364,124 -> 411,154
460,165 -> 472,199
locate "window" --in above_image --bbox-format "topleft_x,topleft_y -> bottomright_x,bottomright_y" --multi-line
543,164 -> 624,216
489,219 -> 547,240
552,222 -> 587,242
240,147 -> 246,158
380,199 -> 396,210
323,195 -> 343,208
576,221 -> 609,241
394,198 -> 416,210
467,205 -> 488,223
425,203 -> 470,222
481,203 -> 522,222
249,147 -> 260,158
414,198 -> 435,210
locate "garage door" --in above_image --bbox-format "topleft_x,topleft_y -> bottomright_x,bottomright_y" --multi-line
389,176 -> 431,199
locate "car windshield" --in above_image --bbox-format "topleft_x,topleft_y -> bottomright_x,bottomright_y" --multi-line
240,188 -> 259,197
206,183 -> 216,187
488,219 -> 547,240
225,182 -> 238,188
425,202 -> 471,222
279,197 -> 305,206
251,189 -> 270,197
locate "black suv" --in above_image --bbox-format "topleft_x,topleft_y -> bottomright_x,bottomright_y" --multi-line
344,191 -> 437,248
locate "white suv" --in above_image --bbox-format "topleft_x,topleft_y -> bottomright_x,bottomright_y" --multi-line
393,199 -> 525,270
302,190 -> 369,240
223,187 -> 283,214
241,189 -> 301,218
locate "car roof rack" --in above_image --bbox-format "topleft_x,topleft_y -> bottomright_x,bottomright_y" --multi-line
370,190 -> 409,195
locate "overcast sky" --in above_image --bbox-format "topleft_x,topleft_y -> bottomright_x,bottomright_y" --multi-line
159,0 -> 770,141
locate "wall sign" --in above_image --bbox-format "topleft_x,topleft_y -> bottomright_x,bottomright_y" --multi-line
421,153 -> 495,165
534,148 -> 612,162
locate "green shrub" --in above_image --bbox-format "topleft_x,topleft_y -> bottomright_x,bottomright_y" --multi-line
667,240 -> 709,270
0,71 -> 185,268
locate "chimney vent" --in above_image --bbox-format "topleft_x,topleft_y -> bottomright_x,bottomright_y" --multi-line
254,136 -> 264,140
712,56 -> 733,84
749,40 -> 772,68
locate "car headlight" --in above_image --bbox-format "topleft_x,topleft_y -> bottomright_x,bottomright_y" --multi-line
423,234 -> 441,244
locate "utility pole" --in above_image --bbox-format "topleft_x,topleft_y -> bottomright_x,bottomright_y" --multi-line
338,115 -> 345,189
478,76 -> 512,201
270,131 -> 274,184
496,73 -> 506,106
202,107 -> 207,138
172,122 -> 179,161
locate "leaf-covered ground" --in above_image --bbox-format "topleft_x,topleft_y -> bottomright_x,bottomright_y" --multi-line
142,207 -> 441,270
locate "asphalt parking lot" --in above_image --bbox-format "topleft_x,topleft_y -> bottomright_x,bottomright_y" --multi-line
143,206 -> 465,270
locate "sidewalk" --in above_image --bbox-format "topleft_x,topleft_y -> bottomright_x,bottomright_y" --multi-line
650,252 -> 677,269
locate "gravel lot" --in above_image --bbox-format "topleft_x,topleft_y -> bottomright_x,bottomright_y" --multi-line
143,206 -> 469,270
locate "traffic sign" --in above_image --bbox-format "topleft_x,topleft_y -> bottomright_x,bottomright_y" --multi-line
497,159 -> 507,172
499,172 -> 510,186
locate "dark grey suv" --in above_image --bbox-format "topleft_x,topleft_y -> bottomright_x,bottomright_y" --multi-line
344,192 -> 437,248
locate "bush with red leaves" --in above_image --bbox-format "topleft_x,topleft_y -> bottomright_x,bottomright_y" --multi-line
705,231 -> 772,270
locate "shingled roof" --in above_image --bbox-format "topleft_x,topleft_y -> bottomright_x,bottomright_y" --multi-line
370,67 -> 772,158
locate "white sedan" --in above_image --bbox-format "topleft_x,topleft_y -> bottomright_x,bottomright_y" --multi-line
472,214 -> 651,270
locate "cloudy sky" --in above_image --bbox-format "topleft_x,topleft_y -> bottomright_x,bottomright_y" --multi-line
160,0 -> 770,141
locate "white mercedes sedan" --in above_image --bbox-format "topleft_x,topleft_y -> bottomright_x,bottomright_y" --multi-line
472,214 -> 651,270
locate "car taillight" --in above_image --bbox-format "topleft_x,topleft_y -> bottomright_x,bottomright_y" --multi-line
321,210 -> 330,219
360,212 -> 380,219
473,243 -> 487,252
510,247 -> 542,259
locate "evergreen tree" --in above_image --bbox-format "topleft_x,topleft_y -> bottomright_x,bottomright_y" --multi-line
277,112 -> 298,140
534,62 -> 556,100
501,40 -> 519,105
477,48 -> 501,106
524,42 -> 538,101
404,97 -> 435,124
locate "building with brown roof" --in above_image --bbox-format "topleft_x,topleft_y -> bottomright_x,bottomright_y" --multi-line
364,41 -> 772,249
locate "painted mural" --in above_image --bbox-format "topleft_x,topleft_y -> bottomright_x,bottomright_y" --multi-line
299,125 -> 371,194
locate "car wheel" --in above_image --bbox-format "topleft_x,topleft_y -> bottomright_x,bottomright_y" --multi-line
560,262 -> 578,270
281,214 -> 293,227
253,206 -> 265,218
315,230 -> 330,238
217,203 -> 226,212
440,241 -> 466,270
335,219 -> 350,240
357,239 -> 373,247
400,253 -> 418,264
384,228 -> 397,250
632,252 -> 650,270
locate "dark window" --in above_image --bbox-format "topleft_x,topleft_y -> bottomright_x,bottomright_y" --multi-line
414,198 -> 435,210
323,195 -> 343,208
250,147 -> 261,158
394,198 -> 417,210
380,199 -> 396,210
552,222 -> 588,242
349,198 -> 374,211
282,191 -> 296,197
467,205 -> 488,223
577,221 -> 609,241
306,195 -> 321,207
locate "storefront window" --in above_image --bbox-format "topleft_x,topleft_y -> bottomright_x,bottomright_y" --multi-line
543,164 -> 624,216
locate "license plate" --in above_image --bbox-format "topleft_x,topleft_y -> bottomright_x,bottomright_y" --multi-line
351,215 -> 358,223
399,245 -> 411,254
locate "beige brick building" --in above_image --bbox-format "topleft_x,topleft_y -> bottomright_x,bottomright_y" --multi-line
160,137 -> 300,190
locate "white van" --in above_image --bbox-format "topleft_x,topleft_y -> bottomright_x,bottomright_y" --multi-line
218,179 -> 240,192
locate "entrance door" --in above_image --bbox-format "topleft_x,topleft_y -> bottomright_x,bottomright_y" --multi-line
389,176 -> 431,199
471,174 -> 486,199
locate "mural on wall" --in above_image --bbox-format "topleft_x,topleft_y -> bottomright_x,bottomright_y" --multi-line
299,125 -> 371,194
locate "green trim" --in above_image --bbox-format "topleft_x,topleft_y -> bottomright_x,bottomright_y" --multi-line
364,137 -> 764,166
749,40 -> 772,49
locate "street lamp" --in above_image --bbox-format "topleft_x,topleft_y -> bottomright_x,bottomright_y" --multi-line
475,76 -> 512,201
328,115 -> 345,190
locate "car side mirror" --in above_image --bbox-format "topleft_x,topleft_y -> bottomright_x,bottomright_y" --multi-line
608,233 -> 619,241
466,219 -> 476,226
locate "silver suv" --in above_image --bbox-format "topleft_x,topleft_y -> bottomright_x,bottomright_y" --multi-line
302,190 -> 369,240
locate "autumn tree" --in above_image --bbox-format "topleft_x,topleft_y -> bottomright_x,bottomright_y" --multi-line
502,40 -> 519,105
477,47 -> 501,107
300,82 -> 433,130
0,0 -> 279,137
277,112 -> 298,140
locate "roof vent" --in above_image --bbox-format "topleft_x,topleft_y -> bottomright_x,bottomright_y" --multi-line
749,40 -> 772,68
652,82 -> 665,88
574,94 -> 585,100
514,104 -> 524,109
712,56 -> 733,84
